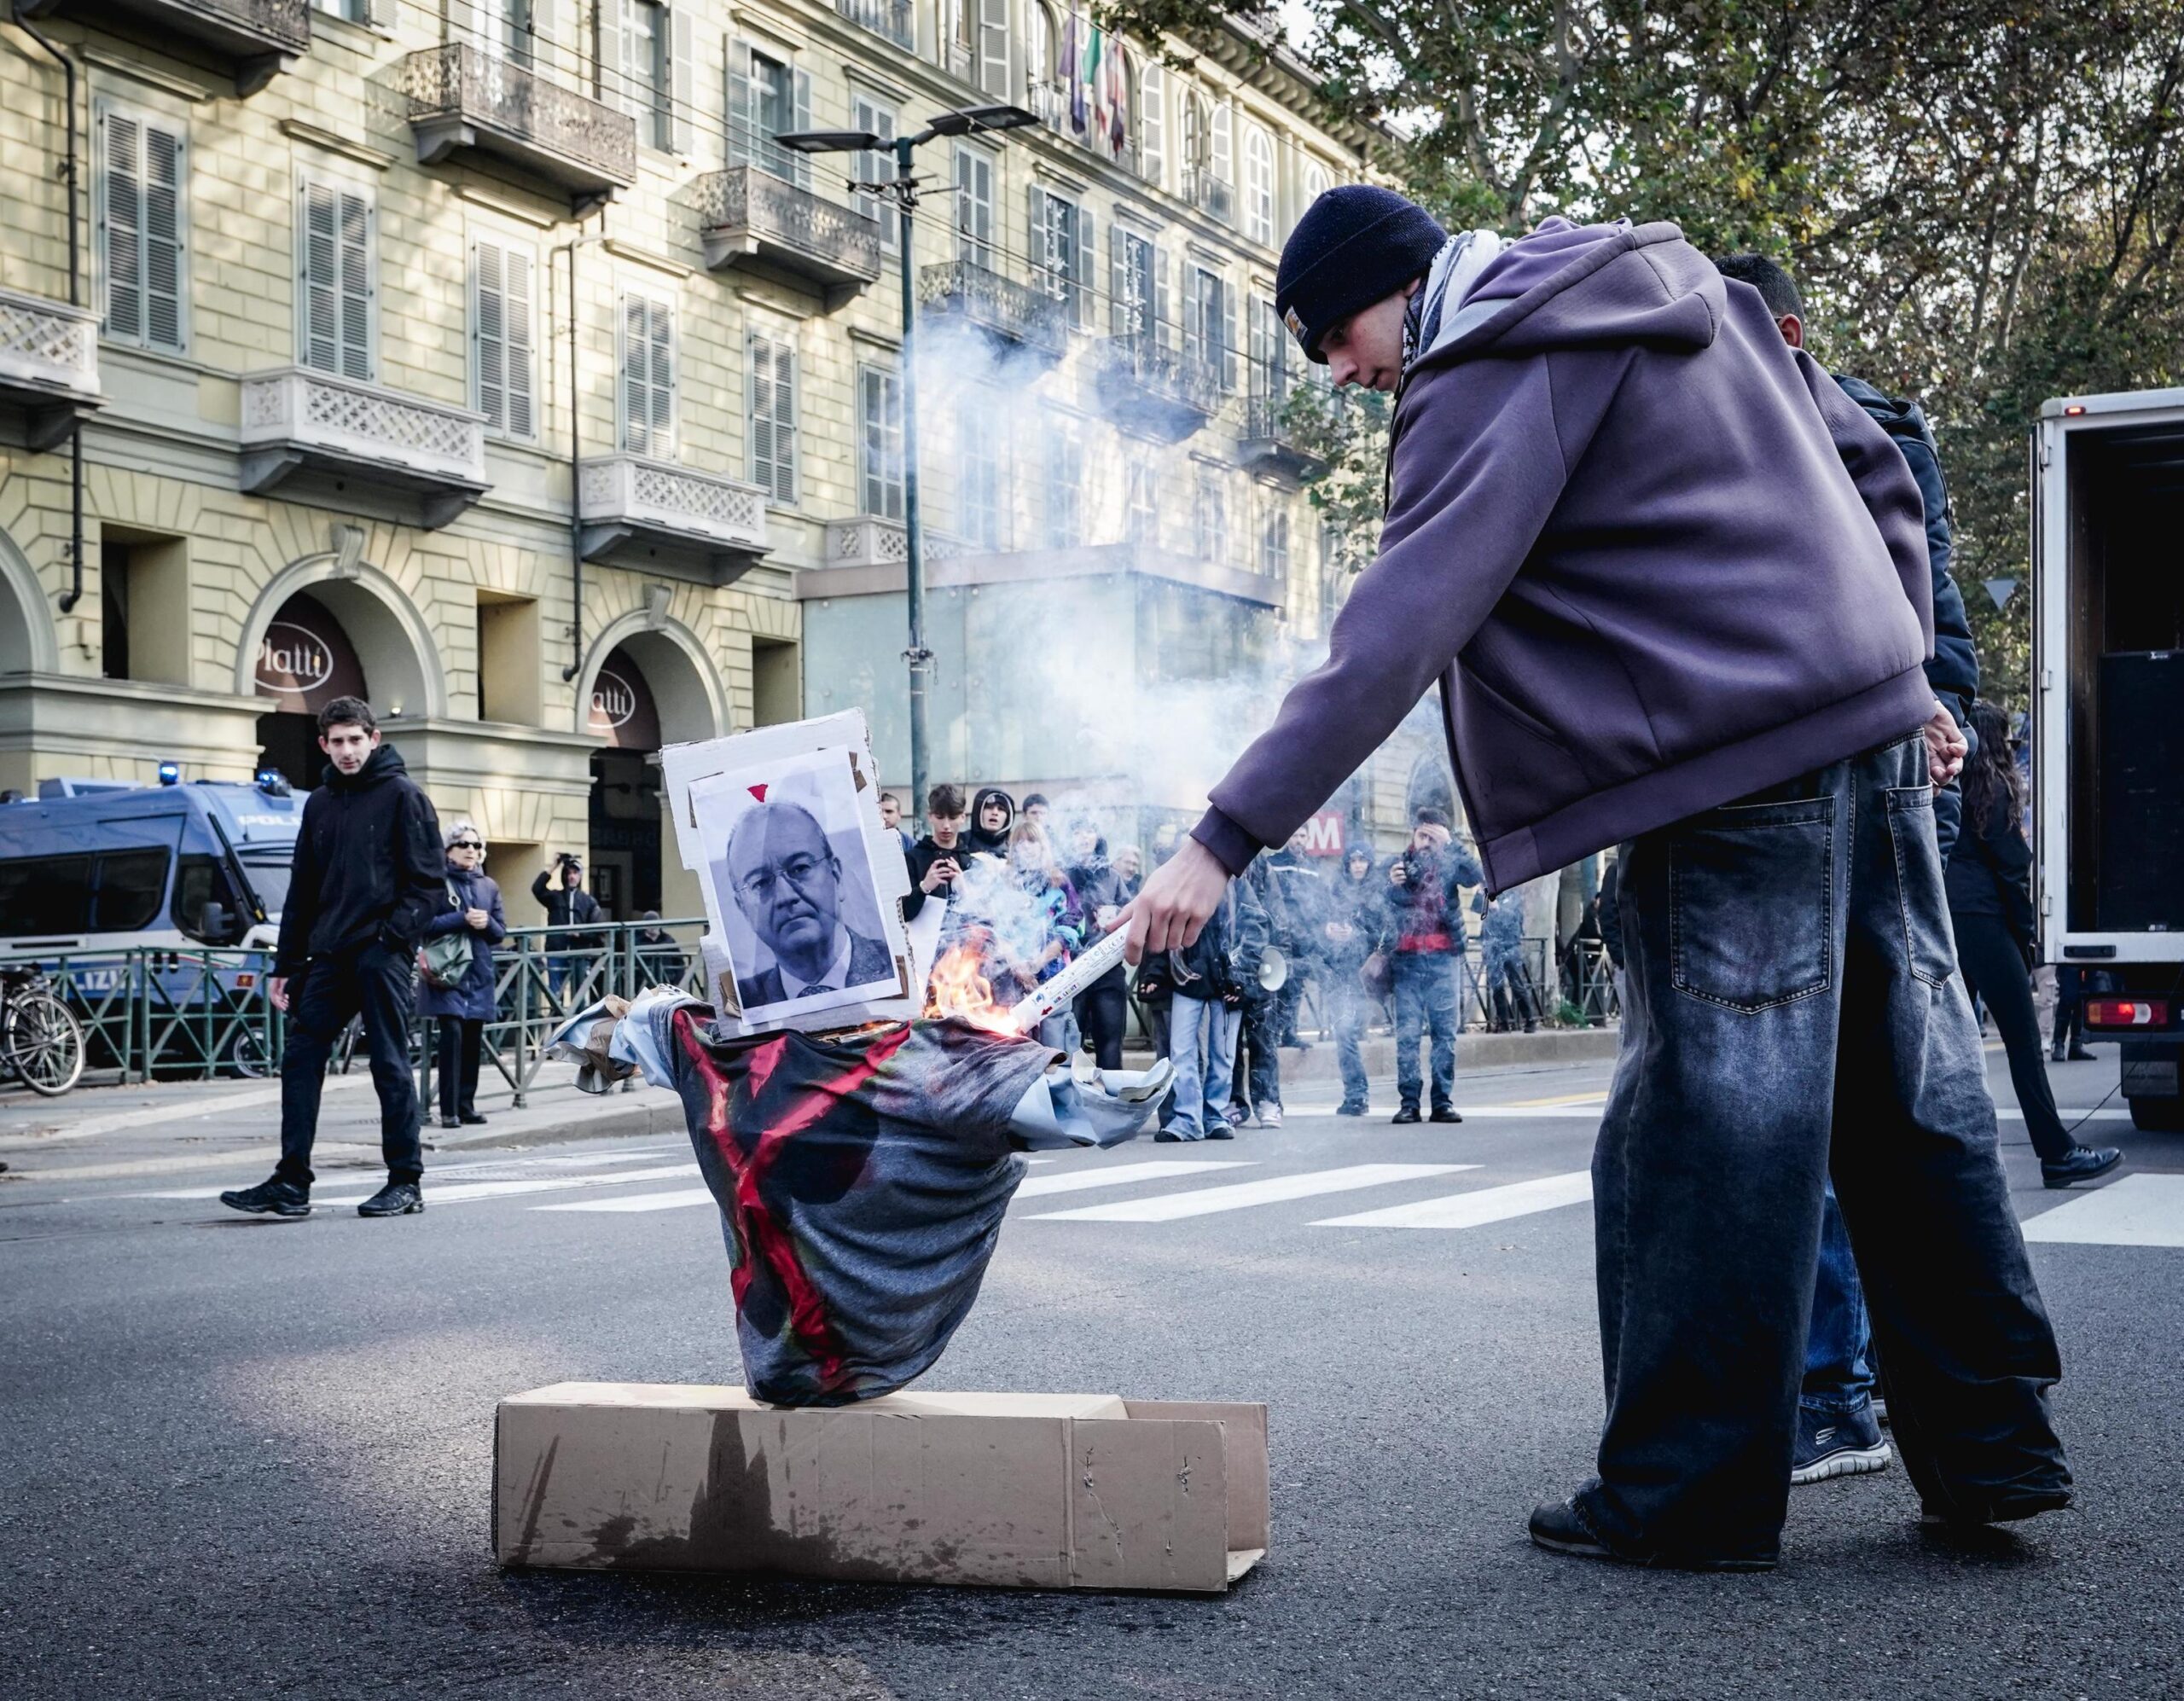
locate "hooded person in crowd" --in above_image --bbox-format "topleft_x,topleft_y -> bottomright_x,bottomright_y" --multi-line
1123,187 -> 2069,1570
963,787 -> 1016,861
1321,844 -> 1387,1116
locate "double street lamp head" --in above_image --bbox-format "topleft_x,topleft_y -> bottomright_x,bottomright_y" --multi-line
775,103 -> 1039,154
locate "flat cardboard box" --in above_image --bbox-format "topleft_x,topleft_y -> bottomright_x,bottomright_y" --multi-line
494,1384 -> 1269,1593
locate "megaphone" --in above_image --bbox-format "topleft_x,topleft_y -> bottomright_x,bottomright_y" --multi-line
1258,946 -> 1289,992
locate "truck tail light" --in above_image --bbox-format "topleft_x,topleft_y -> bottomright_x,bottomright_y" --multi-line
2087,998 -> 2169,1028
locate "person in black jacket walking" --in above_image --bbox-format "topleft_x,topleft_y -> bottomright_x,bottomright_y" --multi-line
1947,704 -> 2123,1189
221,698 -> 444,1219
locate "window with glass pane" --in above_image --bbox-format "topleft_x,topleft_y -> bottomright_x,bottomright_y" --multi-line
959,397 -> 1002,549
752,49 -> 793,180
852,97 -> 898,246
93,848 -> 171,932
619,290 -> 675,457
1037,191 -> 1079,307
747,331 -> 797,502
1194,468 -> 1228,566
1186,265 -> 1225,380
0,854 -> 93,936
1124,456 -> 1159,547
1044,424 -> 1082,547
1117,229 -> 1155,346
1258,504 -> 1289,578
860,365 -> 904,520
1244,125 -> 1275,244
955,147 -> 996,268
622,0 -> 670,148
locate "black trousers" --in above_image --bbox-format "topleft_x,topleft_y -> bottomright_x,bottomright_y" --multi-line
437,1016 -> 485,1119
1232,993 -> 1281,1112
277,942 -> 422,1187
1951,911 -> 2075,1164
1074,978 -> 1128,1071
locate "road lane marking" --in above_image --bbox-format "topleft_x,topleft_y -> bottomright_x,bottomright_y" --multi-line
2020,1174 -> 2184,1246
1027,1164 -> 1475,1223
533,1160 -> 1253,1215
1315,1170 -> 1593,1229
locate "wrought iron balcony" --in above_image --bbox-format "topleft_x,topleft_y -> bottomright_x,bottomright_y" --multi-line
822,515 -> 964,572
837,0 -> 914,49
0,286 -> 101,452
20,0 -> 307,96
404,44 -> 636,216
1095,338 -> 1221,444
1238,393 -> 1328,485
239,366 -> 488,530
918,262 -> 1070,365
578,455 -> 770,586
696,167 -> 883,304
1182,167 -> 1235,224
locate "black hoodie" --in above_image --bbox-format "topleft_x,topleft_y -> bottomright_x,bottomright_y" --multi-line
274,742 -> 446,975
963,787 -> 1016,860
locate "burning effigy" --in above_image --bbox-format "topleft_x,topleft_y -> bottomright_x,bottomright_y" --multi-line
546,715 -> 1168,1407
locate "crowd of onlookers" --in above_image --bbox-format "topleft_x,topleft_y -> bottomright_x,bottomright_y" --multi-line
881,782 -> 1605,1139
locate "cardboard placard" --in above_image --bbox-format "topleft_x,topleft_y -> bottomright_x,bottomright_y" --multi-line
494,1383 -> 1269,1593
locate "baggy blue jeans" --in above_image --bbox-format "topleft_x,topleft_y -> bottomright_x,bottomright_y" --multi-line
1164,992 -> 1240,1141
1577,735 -> 2069,1563
1326,978 -> 1372,1106
1803,1183 -> 1873,1417
1392,952 -> 1460,1112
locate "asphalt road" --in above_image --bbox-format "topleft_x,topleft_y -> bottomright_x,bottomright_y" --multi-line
3,1048 -> 2178,1699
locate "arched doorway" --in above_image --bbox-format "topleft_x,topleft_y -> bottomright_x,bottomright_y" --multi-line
253,591 -> 369,791
585,643 -> 666,921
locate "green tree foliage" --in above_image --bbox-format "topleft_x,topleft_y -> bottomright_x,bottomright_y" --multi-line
1106,0 -> 2184,699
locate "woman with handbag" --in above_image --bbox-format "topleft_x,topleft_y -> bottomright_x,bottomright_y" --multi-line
417,820 -> 507,1129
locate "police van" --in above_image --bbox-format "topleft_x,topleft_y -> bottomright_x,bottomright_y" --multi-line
0,771 -> 304,1071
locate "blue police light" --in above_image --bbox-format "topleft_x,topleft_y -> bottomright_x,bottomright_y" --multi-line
256,769 -> 292,797
157,762 -> 182,787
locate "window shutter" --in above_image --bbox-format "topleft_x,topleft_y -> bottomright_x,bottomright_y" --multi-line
1027,183 -> 1048,292
790,68 -> 813,189
1108,229 -> 1128,339
300,180 -> 337,373
978,0 -> 1008,96
525,0 -> 550,67
504,244 -> 535,438
474,237 -> 505,432
102,109 -> 144,345
619,292 -> 647,452
1073,202 -> 1095,328
773,339 -> 797,503
595,0 -> 624,114
367,0 -> 398,32
1182,264 -> 1200,368
1211,101 -> 1232,187
1138,61 -> 1164,186
1153,246 -> 1171,351
648,295 -> 675,458
338,187 -> 373,381
746,335 -> 772,496
1220,276 -> 1237,392
1248,292 -> 1270,395
142,122 -> 184,352
725,41 -> 752,165
666,5 -> 692,154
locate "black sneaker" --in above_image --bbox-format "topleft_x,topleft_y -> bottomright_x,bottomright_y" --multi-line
457,1112 -> 488,1125
1154,1127 -> 1191,1143
1335,1101 -> 1368,1118
219,1176 -> 311,1217
1792,1401 -> 1891,1485
439,1116 -> 462,1129
1920,1487 -> 2071,1527
1205,1121 -> 1235,1141
1391,1106 -> 1422,1125
357,1180 -> 425,1217
1528,1499 -> 1617,1561
2042,1145 -> 2122,1189
1430,1107 -> 1464,1124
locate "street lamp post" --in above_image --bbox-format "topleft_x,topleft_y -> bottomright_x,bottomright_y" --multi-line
779,105 -> 1037,832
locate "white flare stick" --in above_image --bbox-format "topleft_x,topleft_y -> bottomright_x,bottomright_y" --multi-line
1010,926 -> 1131,1035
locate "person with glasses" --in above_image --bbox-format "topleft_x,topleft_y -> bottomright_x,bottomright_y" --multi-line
725,800 -> 892,1012
418,821 -> 507,1128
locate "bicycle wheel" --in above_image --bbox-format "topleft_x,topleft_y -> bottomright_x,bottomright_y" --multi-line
6,990 -> 85,1097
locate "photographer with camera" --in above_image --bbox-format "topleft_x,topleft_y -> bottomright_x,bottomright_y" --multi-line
1385,808 -> 1484,1123
1147,868 -> 1269,1143
531,852 -> 604,1010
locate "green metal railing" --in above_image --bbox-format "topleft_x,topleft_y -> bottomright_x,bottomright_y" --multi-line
8,918 -> 710,1094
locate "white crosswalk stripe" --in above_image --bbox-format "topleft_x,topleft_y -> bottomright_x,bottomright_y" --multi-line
1315,1170 -> 1592,1229
2020,1174 -> 2184,1246
1026,1163 -> 1474,1223
534,1159 -> 1253,1215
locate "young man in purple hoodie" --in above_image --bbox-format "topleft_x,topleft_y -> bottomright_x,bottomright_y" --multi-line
1122,187 -> 2071,1570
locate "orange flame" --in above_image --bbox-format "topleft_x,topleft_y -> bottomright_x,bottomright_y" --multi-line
925,941 -> 1018,1036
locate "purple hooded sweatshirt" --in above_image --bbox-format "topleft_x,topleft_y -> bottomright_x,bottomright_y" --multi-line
1193,218 -> 1936,894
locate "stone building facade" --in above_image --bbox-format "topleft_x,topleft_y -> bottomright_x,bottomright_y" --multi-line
0,0 -> 1423,918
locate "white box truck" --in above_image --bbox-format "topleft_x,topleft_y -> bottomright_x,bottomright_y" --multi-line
2033,386 -> 2184,1130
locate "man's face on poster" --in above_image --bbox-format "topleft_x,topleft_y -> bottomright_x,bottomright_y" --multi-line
729,804 -> 842,966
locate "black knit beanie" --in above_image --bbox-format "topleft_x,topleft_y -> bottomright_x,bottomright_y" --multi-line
1275,186 -> 1448,363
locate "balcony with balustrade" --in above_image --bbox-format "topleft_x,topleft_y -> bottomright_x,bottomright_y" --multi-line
20,0 -> 308,96
578,456 -> 770,586
1095,337 -> 1220,445
0,287 -> 101,452
695,168 -> 884,306
404,44 -> 636,216
837,0 -> 914,49
1182,167 -> 1235,225
917,262 -> 1070,367
239,367 -> 487,530
1237,392 -> 1327,486
822,515 -> 966,572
